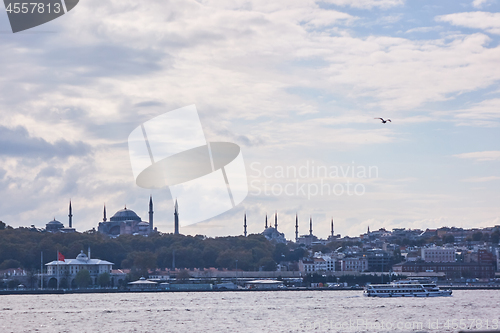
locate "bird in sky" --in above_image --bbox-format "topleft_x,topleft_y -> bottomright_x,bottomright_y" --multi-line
374,118 -> 391,123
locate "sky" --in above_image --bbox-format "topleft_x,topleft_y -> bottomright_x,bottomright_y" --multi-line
0,0 -> 499,239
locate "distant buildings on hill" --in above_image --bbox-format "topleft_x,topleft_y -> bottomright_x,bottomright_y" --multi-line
43,197 -> 184,237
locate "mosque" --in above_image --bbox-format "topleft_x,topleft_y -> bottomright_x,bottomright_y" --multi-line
261,212 -> 286,244
45,201 -> 76,233
98,196 -> 156,237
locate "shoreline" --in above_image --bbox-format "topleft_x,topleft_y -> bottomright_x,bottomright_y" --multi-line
1,285 -> 500,295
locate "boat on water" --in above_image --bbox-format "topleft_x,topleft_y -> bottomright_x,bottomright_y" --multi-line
364,280 -> 452,297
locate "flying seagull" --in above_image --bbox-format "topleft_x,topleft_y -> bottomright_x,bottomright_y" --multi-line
374,118 -> 391,123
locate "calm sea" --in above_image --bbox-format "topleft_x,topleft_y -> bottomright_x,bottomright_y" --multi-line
0,290 -> 499,332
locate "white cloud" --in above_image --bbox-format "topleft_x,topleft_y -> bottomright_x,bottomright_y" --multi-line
462,176 -> 500,182
405,26 -> 442,34
453,98 -> 500,126
454,151 -> 500,161
436,11 -> 500,35
472,0 -> 493,9
322,0 -> 405,9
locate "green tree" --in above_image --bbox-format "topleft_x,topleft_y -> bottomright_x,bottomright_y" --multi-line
472,232 -> 483,242
74,269 -> 91,289
258,257 -> 276,271
491,231 -> 500,244
176,269 -> 191,282
7,279 -> 20,290
443,234 -> 455,244
97,272 -> 111,287
0,259 -> 21,269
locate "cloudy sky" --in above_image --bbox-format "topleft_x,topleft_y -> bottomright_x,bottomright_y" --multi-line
0,0 -> 499,239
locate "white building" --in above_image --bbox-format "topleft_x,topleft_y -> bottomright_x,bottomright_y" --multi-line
421,247 -> 455,263
299,256 -> 336,273
45,250 -> 120,288
341,257 -> 368,272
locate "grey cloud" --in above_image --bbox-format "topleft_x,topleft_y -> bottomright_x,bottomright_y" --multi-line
42,44 -> 167,78
35,166 -> 62,180
0,125 -> 91,158
134,101 -> 165,108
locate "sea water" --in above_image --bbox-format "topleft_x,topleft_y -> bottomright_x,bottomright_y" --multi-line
0,290 -> 499,332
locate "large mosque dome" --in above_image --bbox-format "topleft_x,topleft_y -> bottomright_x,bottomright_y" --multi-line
109,207 -> 141,222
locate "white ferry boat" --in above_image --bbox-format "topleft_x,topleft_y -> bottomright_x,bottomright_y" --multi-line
364,280 -> 452,297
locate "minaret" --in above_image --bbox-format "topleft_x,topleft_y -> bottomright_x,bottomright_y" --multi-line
149,196 -> 154,234
265,214 -> 268,229
331,218 -> 334,238
295,214 -> 299,242
68,200 -> 73,228
244,213 -> 247,237
103,204 -> 107,222
274,211 -> 278,230
88,246 -> 91,260
309,216 -> 313,236
174,199 -> 179,235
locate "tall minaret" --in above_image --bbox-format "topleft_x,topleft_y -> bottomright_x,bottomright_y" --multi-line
174,199 -> 179,235
149,196 -> 154,234
295,214 -> 299,242
265,214 -> 268,229
244,213 -> 247,237
103,204 -> 107,222
274,211 -> 278,230
68,200 -> 73,228
331,218 -> 334,238
309,216 -> 313,236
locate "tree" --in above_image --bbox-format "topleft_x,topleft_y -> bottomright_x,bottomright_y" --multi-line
74,269 -> 91,289
7,279 -> 20,290
491,231 -> 500,244
97,272 -> 111,287
472,232 -> 483,242
0,221 -> 5,230
0,259 -> 21,270
176,269 -> 191,282
258,257 -> 276,271
443,234 -> 455,244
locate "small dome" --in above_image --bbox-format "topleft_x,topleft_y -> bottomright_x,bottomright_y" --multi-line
262,227 -> 278,236
47,219 -> 64,226
76,250 -> 88,261
110,207 -> 141,222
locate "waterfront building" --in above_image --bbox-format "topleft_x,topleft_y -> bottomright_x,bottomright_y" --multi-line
421,246 -> 455,262
45,250 -> 125,288
128,277 -> 158,291
392,262 -> 495,279
299,255 -> 337,273
98,197 -> 155,237
341,257 -> 368,272
363,249 -> 393,272
245,279 -> 284,290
